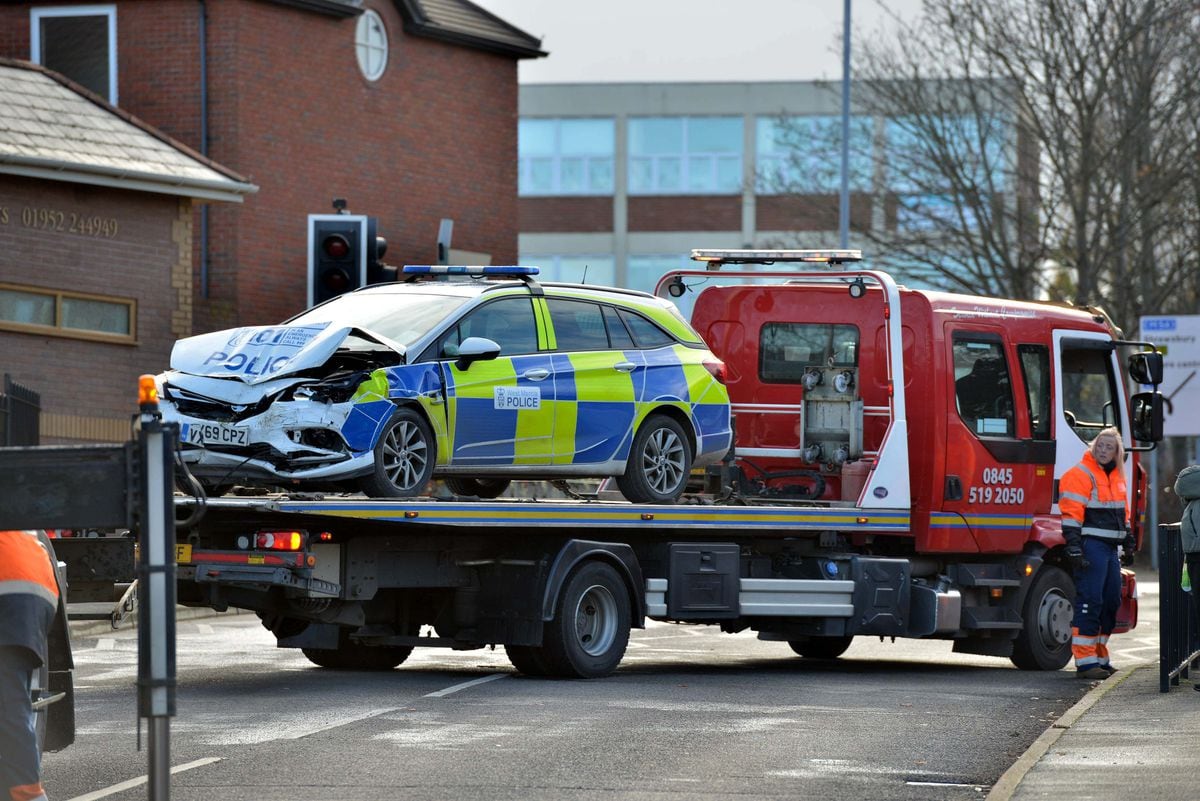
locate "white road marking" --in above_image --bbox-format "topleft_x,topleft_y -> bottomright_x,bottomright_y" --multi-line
424,673 -> 507,698
94,638 -> 115,651
64,757 -> 221,801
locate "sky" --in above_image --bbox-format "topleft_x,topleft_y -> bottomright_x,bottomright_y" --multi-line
472,0 -> 924,84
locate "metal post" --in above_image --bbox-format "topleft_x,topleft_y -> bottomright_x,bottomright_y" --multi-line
838,0 -> 852,249
1149,448 -> 1159,571
136,396 -> 177,801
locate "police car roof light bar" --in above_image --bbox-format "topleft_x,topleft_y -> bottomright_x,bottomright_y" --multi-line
402,265 -> 540,276
401,265 -> 543,296
691,248 -> 863,269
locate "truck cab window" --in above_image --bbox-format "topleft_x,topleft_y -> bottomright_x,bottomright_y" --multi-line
1018,344 -> 1051,439
953,336 -> 1015,437
1060,343 -> 1121,441
760,323 -> 859,383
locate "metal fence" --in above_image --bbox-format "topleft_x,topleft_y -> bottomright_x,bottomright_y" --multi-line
0,373 -> 40,446
1158,522 -> 1200,692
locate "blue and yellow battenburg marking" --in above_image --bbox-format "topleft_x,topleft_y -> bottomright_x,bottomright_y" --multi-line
341,282 -> 734,470
271,500 -> 911,532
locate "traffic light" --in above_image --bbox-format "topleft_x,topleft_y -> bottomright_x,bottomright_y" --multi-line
308,214 -> 367,306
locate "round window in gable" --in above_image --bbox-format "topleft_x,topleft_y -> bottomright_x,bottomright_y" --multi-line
355,10 -> 388,81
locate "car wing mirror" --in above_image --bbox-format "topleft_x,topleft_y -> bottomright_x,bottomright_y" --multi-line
455,336 -> 501,370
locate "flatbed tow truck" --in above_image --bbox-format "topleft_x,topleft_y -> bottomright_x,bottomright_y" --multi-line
167,250 -> 1166,678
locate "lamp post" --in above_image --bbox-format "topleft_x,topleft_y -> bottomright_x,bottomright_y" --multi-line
839,0 -> 852,249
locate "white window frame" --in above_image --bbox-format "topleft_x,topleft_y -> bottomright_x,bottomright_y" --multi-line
355,9 -> 388,82
518,118 -> 615,197
30,4 -> 118,104
628,117 -> 743,196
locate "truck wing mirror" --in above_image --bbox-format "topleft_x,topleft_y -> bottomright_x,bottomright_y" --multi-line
1128,351 -> 1163,386
455,336 -> 501,370
1130,391 -> 1164,443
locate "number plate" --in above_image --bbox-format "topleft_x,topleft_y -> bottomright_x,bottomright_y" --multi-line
182,421 -> 248,447
175,544 -> 192,563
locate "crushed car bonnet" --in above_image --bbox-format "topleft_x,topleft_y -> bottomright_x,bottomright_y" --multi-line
170,322 -> 403,385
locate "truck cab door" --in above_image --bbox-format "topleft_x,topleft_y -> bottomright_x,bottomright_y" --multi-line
941,327 -> 1044,552
1052,332 -> 1132,515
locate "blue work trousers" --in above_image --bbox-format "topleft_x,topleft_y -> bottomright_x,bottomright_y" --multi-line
1071,537 -> 1122,636
0,645 -> 41,798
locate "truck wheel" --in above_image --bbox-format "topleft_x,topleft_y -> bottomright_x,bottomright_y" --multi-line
444,477 -> 511,499
616,414 -> 692,504
541,561 -> 631,678
301,630 -> 413,671
358,407 -> 435,498
504,644 -> 553,676
1011,565 -> 1075,671
788,636 -> 854,660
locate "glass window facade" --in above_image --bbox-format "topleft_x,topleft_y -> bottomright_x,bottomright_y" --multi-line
519,118 -> 615,196
520,255 -> 616,286
755,116 -> 874,195
628,117 -> 742,195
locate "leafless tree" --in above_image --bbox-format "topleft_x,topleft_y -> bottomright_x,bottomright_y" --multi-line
767,0 -> 1200,332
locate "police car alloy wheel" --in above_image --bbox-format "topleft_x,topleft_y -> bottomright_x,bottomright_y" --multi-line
359,407 -> 435,498
616,414 -> 693,504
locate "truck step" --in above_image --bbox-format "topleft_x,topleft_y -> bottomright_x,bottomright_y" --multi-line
961,606 -> 1024,630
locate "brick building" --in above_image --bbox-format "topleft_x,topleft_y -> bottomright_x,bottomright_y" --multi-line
0,0 -> 543,332
0,59 -> 254,443
0,0 -> 541,442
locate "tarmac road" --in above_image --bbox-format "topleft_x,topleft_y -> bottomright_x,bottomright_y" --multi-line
41,591 -> 1161,801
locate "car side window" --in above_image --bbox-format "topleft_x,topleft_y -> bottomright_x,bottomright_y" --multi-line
618,309 -> 673,348
547,299 -> 609,351
603,305 -> 636,349
438,297 -> 539,357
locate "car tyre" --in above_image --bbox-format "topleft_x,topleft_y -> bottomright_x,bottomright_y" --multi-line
616,414 -> 692,504
444,477 -> 511,499
1011,565 -> 1075,670
358,407 -> 435,498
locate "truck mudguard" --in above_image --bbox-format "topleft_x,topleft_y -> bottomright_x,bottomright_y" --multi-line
541,540 -> 646,625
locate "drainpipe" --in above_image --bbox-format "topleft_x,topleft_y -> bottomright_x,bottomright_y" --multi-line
199,0 -> 210,298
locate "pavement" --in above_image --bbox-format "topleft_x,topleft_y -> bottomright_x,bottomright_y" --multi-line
990,571 -> 1200,801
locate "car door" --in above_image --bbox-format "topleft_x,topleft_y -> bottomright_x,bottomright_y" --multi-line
545,298 -> 640,466
437,295 -> 556,466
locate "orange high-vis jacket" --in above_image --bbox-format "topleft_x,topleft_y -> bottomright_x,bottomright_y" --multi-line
1059,452 -> 1129,543
0,529 -> 60,665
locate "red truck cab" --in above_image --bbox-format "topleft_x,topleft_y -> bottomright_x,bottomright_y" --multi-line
676,249 -> 1163,559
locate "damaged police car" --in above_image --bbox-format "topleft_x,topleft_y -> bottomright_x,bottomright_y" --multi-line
158,267 -> 732,503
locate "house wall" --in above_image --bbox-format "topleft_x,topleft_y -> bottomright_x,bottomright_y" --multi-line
0,176 -> 190,442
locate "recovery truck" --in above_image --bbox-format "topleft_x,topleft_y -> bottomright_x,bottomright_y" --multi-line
169,250 -> 1165,678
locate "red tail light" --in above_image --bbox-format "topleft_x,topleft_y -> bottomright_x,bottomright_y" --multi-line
703,357 -> 727,385
255,530 -> 305,550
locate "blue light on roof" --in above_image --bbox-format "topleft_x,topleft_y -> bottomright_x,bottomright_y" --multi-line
402,265 -> 540,276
